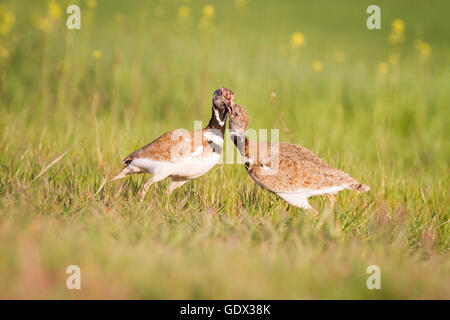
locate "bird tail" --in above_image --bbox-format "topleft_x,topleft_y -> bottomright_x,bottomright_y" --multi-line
347,183 -> 370,193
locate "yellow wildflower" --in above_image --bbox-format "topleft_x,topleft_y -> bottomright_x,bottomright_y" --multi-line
388,32 -> 404,45
388,19 -> 405,45
177,5 -> 190,20
87,0 -> 97,8
0,5 -> 15,35
203,5 -> 215,18
377,62 -> 389,75
199,6 -> 215,29
93,50 -> 102,59
47,0 -> 62,20
414,39 -> 431,58
392,19 -> 405,33
290,32 -> 305,48
311,60 -> 323,72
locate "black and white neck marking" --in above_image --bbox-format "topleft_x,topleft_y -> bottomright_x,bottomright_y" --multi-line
203,103 -> 228,154
205,104 -> 227,134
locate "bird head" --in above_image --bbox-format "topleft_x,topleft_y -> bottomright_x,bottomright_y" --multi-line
227,104 -> 248,137
212,87 -> 235,113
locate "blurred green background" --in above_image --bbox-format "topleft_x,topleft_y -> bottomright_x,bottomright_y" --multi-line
0,0 -> 448,299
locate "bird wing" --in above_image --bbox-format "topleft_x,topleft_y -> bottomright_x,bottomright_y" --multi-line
122,129 -> 214,165
248,142 -> 357,193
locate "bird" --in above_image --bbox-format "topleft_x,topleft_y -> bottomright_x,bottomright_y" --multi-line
111,87 -> 235,200
227,104 -> 369,215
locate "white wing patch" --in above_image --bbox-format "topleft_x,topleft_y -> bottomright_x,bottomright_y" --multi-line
276,193 -> 312,209
276,185 -> 346,209
203,131 -> 224,148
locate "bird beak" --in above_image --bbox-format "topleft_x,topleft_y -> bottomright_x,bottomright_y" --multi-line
227,104 -> 233,113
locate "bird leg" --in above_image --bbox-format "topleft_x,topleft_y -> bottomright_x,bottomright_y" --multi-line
310,207 -> 320,219
326,194 -> 336,211
166,179 -> 188,195
326,194 -> 341,233
140,174 -> 169,201
140,178 -> 155,201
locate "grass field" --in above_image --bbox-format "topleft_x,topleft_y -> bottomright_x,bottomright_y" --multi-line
0,0 -> 449,299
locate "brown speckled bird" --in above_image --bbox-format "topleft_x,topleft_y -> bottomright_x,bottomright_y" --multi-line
228,104 -> 369,214
112,87 -> 235,200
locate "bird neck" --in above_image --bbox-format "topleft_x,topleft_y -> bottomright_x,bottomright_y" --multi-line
205,105 -> 227,135
232,134 -> 250,165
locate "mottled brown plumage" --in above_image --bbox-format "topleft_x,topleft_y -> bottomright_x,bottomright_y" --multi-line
112,87 -> 235,199
122,129 -> 221,164
228,104 -> 369,211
